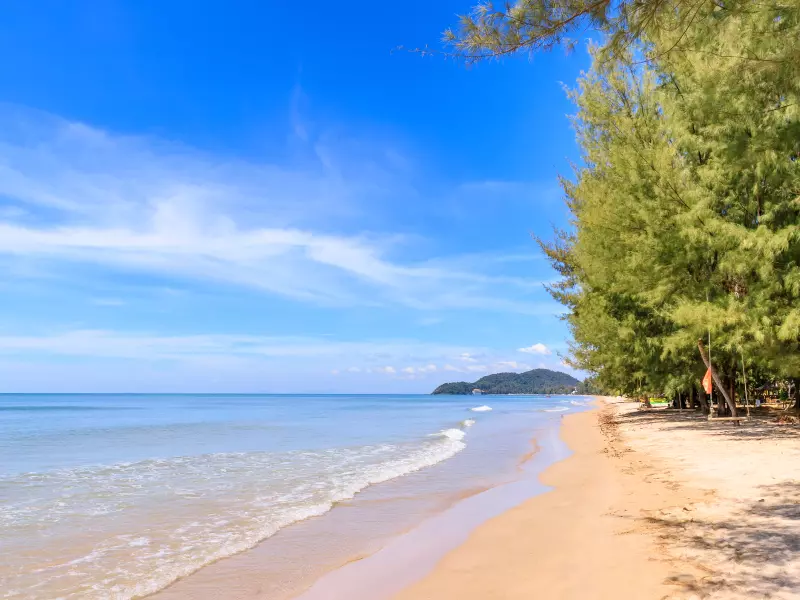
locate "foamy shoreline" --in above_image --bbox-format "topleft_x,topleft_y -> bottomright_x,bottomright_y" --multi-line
295,420 -> 571,600
142,398 -> 576,600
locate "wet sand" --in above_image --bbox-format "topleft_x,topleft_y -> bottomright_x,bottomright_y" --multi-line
296,424 -> 569,600
149,403 -> 567,600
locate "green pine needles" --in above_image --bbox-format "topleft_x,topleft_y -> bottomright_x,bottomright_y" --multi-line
449,0 -> 800,404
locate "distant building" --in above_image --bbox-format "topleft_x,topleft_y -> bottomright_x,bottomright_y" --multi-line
472,388 -> 482,395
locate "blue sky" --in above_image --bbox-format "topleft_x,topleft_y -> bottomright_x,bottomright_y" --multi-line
0,1 -> 590,392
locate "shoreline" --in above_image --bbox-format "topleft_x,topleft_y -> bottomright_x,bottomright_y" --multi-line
146,399 -> 576,600
295,419 -> 572,600
393,400 -> 691,600
395,398 -> 800,599
146,394 -> 800,600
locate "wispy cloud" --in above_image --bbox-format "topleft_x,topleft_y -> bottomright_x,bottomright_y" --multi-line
0,330 -> 483,363
0,329 -> 572,392
0,105 -> 559,314
0,329 -> 571,382
398,364 -> 437,376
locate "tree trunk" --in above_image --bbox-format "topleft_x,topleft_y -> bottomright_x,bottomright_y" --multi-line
717,376 -> 731,417
697,339 -> 738,417
697,386 -> 710,415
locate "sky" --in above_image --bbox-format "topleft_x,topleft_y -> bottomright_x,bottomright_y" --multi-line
0,0 -> 591,392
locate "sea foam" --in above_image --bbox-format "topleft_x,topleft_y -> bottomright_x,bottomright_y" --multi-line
437,428 -> 466,441
1,430 -> 468,600
470,405 -> 492,412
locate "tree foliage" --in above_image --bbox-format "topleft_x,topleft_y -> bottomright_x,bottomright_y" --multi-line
445,0 -> 798,65
447,1 -> 800,404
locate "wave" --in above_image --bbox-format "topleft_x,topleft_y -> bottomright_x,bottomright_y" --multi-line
2,430 -> 468,600
461,419 -> 475,427
436,428 -> 466,441
544,407 -> 570,412
470,405 -> 492,412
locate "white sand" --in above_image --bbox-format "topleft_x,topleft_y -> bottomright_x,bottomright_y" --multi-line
612,398 -> 800,598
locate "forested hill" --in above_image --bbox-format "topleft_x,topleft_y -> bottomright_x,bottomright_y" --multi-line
432,369 -> 580,395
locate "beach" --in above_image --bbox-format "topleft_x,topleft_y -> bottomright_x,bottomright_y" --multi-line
7,395 -> 800,599
392,398 -> 800,600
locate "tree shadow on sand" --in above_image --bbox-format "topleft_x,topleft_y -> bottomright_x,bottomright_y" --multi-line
606,406 -> 800,596
615,407 -> 800,440
644,476 -> 800,596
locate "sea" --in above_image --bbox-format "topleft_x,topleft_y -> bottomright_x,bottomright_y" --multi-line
0,393 -> 591,600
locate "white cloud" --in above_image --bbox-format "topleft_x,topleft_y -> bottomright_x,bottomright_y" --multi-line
458,353 -> 479,363
0,106 -> 560,315
400,364 -> 437,376
0,327 -> 576,391
518,343 -> 551,355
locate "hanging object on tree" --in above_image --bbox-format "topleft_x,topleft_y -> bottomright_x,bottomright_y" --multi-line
702,368 -> 713,395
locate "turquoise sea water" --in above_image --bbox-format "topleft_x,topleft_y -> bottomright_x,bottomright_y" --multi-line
0,393 -> 589,599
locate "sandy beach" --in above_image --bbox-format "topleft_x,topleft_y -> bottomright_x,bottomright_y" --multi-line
394,398 -> 800,600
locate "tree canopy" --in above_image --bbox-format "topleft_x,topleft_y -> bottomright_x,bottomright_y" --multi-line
445,1 -> 799,65
446,1 -> 800,409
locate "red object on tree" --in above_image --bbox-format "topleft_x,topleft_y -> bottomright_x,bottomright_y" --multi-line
702,368 -> 713,395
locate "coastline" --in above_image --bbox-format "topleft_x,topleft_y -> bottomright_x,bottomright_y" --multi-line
295,419 -> 572,600
149,395 -> 800,600
145,397 -> 574,600
395,397 -> 800,600
394,400 -> 691,600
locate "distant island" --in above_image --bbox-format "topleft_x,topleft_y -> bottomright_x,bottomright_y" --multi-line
431,368 -> 582,395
